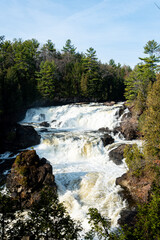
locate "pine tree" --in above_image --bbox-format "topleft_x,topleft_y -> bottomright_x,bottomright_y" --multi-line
141,76 -> 160,159
37,60 -> 57,100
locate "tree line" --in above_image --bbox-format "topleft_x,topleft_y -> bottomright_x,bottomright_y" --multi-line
0,36 -> 131,117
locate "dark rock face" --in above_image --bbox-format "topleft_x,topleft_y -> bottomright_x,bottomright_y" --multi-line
39,121 -> 50,127
109,144 -> 126,165
6,150 -> 57,208
118,208 -> 137,227
101,134 -> 114,147
16,124 -> 41,149
4,124 -> 41,151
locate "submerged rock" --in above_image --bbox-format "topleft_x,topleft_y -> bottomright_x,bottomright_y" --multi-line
39,121 -> 50,127
6,150 -> 57,208
101,133 -> 114,147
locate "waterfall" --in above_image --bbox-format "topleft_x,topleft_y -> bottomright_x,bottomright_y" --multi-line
21,102 -> 129,233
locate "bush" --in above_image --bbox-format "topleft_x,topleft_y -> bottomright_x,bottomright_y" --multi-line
124,144 -> 144,177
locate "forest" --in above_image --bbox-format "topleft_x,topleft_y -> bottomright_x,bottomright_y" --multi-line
0,37 -> 160,239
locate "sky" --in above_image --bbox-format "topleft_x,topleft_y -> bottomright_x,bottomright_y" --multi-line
0,0 -> 160,68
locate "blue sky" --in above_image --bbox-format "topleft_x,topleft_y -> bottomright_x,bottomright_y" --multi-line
0,0 -> 159,67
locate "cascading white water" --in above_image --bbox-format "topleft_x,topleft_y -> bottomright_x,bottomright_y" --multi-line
21,102 -> 129,234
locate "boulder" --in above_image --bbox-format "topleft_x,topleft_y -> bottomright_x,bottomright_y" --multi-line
4,124 -> 41,151
98,127 -> 111,134
109,144 -> 126,165
101,134 -> 114,147
120,118 -> 138,140
6,150 -> 57,208
39,121 -> 50,127
16,124 -> 41,149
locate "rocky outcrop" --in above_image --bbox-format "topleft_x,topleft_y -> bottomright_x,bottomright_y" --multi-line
6,150 -> 57,208
109,144 -> 126,165
116,172 -> 153,204
120,117 -> 138,140
101,133 -> 114,147
4,124 -> 41,151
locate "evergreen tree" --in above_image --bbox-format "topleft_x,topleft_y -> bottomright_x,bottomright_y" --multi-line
37,60 -> 57,100
85,208 -> 111,240
62,39 -> 77,55
41,40 -> 57,61
12,187 -> 82,239
12,38 -> 40,105
82,47 -> 101,98
141,76 -> 160,159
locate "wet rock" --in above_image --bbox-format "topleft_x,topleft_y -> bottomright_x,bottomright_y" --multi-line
115,105 -> 126,118
113,126 -> 121,135
15,124 -> 41,149
4,124 -> 41,151
98,127 -> 111,134
6,150 -> 57,208
109,144 -> 126,165
101,134 -> 114,147
39,121 -> 50,127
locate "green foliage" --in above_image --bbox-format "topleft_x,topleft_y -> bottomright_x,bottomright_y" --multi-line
62,39 -> 77,55
37,60 -> 57,100
141,76 -> 160,159
139,40 -> 160,76
85,208 -> 111,240
124,40 -> 160,113
124,144 -> 144,177
82,48 -> 101,98
11,187 -> 82,239
124,65 -> 152,111
0,189 -> 16,240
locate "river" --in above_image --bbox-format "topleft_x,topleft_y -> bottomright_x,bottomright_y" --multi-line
20,102 -> 129,233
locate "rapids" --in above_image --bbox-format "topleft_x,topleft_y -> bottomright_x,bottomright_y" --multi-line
21,102 -> 129,234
